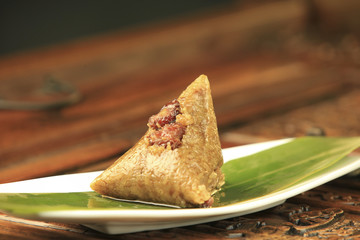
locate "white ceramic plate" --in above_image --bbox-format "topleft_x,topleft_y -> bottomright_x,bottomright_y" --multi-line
1,138 -> 359,234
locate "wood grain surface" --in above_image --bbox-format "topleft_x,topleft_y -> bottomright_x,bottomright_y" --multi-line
1,0 -> 360,239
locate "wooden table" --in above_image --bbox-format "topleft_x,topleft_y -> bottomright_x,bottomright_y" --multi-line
1,1 -> 360,239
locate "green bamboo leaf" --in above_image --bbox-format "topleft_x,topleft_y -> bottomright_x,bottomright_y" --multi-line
0,136 -> 359,214
0,192 -> 168,215
216,136 -> 360,206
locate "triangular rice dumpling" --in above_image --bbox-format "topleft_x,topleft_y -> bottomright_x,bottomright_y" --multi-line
90,75 -> 224,208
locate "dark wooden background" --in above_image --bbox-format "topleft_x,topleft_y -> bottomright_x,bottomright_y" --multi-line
1,0 -> 360,239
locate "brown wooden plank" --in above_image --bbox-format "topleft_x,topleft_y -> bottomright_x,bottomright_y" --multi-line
0,57 -> 351,183
0,138 -> 131,183
229,88 -> 360,139
1,1 -> 360,239
0,213 -> 105,240
0,1 -> 307,80
1,0 -> 348,184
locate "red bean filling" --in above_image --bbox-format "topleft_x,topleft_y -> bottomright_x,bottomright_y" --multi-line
201,197 -> 214,208
148,99 -> 181,129
147,99 -> 186,149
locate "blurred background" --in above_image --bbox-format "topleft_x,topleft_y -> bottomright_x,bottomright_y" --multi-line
0,0 -> 360,182
0,0 -> 233,56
